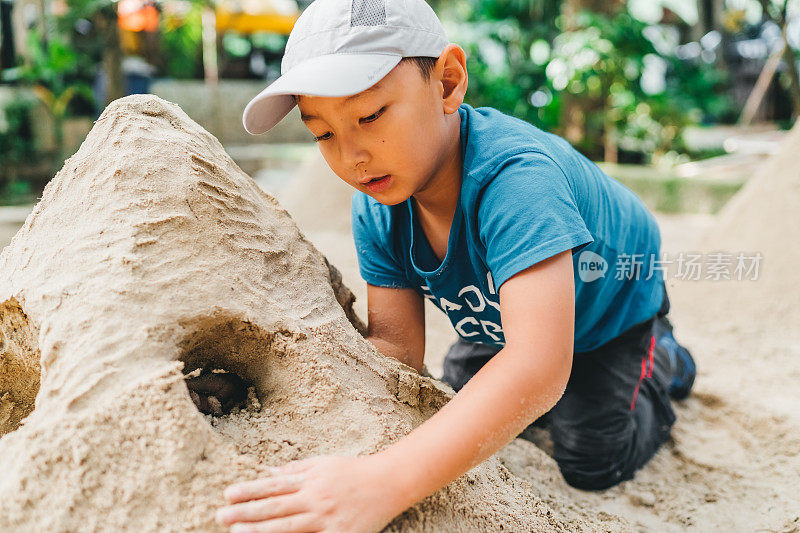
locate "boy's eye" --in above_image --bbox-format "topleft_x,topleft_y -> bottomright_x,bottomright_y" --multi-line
312,107 -> 385,141
360,107 -> 385,124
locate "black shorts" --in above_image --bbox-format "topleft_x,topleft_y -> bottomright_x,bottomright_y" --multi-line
441,284 -> 677,491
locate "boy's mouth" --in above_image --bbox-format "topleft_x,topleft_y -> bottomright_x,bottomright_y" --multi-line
363,175 -> 392,192
360,174 -> 389,184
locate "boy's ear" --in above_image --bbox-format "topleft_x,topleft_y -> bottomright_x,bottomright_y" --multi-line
435,44 -> 468,115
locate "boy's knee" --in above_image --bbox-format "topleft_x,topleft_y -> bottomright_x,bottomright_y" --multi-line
556,455 -> 633,491
551,421 -> 638,491
551,413 -> 672,491
441,358 -> 470,392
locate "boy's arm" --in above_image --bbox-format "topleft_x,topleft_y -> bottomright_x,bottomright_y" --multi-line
364,284 -> 426,373
374,249 -> 575,511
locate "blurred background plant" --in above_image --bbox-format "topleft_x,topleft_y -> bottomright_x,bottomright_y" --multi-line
2,29 -> 94,153
1,26 -> 94,202
437,0 -> 741,165
0,90 -> 37,203
160,0 -> 203,78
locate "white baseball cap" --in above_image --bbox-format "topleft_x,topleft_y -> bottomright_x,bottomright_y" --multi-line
241,0 -> 450,135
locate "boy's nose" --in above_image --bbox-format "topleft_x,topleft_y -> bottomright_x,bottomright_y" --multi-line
338,136 -> 370,172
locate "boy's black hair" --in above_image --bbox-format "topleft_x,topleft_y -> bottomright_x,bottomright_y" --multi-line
400,56 -> 438,81
291,56 -> 438,103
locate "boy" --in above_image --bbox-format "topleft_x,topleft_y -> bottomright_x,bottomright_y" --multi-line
203,0 -> 697,530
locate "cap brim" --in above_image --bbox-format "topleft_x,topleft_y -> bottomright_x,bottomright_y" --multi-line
242,53 -> 403,135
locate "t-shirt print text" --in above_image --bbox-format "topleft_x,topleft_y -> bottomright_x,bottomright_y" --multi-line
421,272 -> 506,346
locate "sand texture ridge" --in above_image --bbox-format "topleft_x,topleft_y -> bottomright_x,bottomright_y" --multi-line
0,94 -> 628,532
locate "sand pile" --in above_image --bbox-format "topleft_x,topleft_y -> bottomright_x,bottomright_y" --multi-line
0,94 -> 627,532
667,120 -> 800,421
686,120 -> 800,324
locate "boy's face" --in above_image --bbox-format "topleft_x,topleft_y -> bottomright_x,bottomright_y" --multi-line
295,58 -> 460,206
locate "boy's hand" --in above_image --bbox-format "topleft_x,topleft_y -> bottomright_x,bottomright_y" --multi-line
215,454 -> 408,533
186,370 -> 248,416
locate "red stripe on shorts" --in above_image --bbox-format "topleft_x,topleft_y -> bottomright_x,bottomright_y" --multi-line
631,335 -> 657,410
630,356 -> 647,411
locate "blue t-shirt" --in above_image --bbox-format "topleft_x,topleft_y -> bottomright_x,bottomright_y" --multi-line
351,103 -> 663,352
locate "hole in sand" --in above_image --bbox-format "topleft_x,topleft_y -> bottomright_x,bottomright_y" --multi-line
177,314 -> 271,418
176,313 -> 319,461
184,366 -> 249,417
176,313 -> 304,421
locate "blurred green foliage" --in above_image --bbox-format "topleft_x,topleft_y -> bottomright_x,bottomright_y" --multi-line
0,93 -> 37,203
1,31 -> 94,152
436,0 -> 560,124
0,95 -> 36,169
549,11 -> 734,160
160,2 -> 204,79
56,0 -> 118,84
0,30 -> 95,203
2,30 -> 95,113
442,1 -> 736,163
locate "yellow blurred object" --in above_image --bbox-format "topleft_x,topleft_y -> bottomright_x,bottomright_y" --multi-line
215,0 -> 299,35
120,29 -> 143,55
722,9 -> 747,34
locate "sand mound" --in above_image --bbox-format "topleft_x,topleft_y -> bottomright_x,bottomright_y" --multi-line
668,120 -> 800,420
0,95 -> 626,532
674,120 -> 800,334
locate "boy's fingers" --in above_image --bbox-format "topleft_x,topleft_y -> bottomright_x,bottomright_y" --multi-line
229,513 -> 320,533
190,391 -> 211,413
275,457 -> 319,475
216,494 -> 308,525
224,474 -> 306,503
187,373 -> 248,415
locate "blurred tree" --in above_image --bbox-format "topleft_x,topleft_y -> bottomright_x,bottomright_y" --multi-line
160,0 -> 204,79
436,0 -> 734,163
560,0 -> 626,159
755,0 -> 800,118
546,11 -> 732,161
0,0 -> 15,69
0,94 -> 37,200
58,0 -> 125,104
1,30 -> 94,159
561,0 -> 625,27
432,0 -> 563,127
156,0 -> 221,81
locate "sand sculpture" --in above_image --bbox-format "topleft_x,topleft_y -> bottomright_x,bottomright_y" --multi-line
0,95 -> 627,532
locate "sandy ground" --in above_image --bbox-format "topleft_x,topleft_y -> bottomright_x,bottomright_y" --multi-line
0,95 -> 797,531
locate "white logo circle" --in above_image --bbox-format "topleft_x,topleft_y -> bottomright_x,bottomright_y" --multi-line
577,251 -> 608,282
